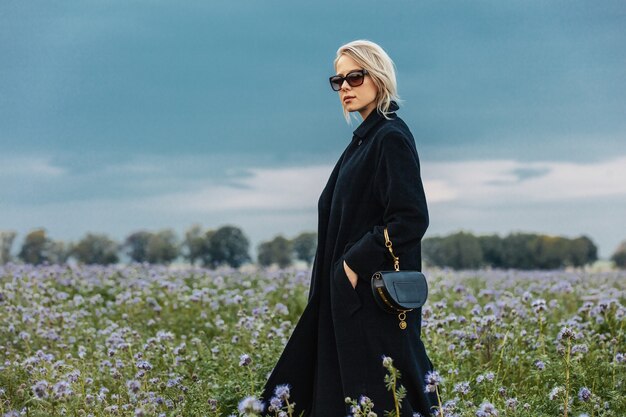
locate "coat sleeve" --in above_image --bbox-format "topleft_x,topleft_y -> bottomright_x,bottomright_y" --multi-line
343,130 -> 429,279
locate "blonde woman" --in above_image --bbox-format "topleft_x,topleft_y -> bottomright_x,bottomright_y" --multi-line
260,40 -> 438,417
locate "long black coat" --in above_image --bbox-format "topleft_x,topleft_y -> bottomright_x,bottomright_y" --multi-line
260,101 -> 438,417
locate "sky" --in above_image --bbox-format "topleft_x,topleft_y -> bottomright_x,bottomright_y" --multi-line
1,0 -> 625,259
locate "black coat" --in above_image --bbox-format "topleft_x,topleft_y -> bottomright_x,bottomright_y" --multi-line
260,101 -> 438,417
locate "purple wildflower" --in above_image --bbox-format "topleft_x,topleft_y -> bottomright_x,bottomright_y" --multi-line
237,396 -> 264,415
31,380 -> 49,399
239,353 -> 252,367
126,379 -> 141,394
424,370 -> 443,393
273,384 -> 290,400
578,387 -> 592,402
453,381 -> 470,395
476,400 -> 499,416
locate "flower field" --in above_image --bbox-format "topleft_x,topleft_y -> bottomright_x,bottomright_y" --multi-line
0,264 -> 624,417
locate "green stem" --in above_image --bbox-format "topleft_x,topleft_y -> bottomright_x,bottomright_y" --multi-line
435,385 -> 444,417
564,338 -> 571,417
538,314 -> 546,356
391,368 -> 400,417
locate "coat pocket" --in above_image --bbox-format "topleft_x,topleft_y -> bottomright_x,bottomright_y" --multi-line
331,256 -> 362,316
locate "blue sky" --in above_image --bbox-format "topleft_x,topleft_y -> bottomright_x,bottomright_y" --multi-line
1,0 -> 625,258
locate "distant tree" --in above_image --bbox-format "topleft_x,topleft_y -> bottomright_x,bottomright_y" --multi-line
477,234 -> 504,268
146,229 -> 179,264
292,232 -> 317,266
423,232 -> 482,269
124,231 -> 152,263
568,236 -> 598,267
611,240 -> 626,269
17,229 -> 69,265
446,231 -> 483,269
529,235 -> 569,269
183,224 -> 206,266
48,240 -> 72,264
199,229 -> 215,267
431,231 -> 599,270
72,233 -> 119,265
500,233 -> 537,269
257,235 -> 293,268
422,236 -> 446,267
19,229 -> 52,265
0,231 -> 17,265
206,225 -> 250,268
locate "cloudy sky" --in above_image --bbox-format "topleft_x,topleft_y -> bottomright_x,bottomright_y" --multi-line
1,1 -> 625,258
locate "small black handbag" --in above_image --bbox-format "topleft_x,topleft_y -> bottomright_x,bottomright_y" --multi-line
371,227 -> 428,329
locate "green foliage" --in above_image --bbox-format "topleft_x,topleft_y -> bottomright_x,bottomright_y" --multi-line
423,231 -> 483,269
206,225 -> 251,268
257,235 -> 293,268
124,230 -> 152,263
0,230 -> 17,265
611,241 -> 626,269
183,224 -> 206,266
17,228 -> 68,265
124,229 -> 180,264
425,231 -> 599,270
291,232 -> 317,266
146,229 -> 180,264
72,233 -> 119,265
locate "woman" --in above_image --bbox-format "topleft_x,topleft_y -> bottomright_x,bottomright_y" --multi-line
260,40 -> 438,417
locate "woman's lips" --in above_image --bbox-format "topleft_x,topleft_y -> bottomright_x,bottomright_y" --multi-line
343,96 -> 355,103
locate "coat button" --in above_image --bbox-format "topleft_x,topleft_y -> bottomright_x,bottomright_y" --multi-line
357,139 -> 362,145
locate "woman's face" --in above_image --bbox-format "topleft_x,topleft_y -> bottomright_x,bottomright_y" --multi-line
335,54 -> 378,120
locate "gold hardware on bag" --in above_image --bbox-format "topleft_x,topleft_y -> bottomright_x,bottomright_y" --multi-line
398,312 -> 407,329
384,227 -> 400,272
384,227 -> 411,329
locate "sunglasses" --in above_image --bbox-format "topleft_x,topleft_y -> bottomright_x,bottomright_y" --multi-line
329,69 -> 369,91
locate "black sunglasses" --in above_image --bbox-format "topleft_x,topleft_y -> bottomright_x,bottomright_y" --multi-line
329,69 -> 369,91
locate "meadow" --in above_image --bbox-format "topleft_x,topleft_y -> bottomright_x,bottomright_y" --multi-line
0,263 -> 624,417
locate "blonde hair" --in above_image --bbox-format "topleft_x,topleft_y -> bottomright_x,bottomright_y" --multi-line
334,39 -> 402,123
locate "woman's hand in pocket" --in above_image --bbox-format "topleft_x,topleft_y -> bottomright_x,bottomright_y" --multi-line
343,260 -> 358,289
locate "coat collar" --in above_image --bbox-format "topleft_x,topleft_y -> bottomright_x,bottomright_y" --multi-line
353,100 -> 399,138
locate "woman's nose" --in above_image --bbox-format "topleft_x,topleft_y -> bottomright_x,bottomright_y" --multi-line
341,79 -> 351,90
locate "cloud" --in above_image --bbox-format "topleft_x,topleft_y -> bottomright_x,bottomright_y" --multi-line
144,165 -> 332,213
423,156 -> 626,205
0,156 -> 66,178
3,153 -> 625,257
118,155 -> 626,214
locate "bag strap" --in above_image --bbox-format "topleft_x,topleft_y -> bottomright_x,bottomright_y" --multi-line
383,227 -> 400,272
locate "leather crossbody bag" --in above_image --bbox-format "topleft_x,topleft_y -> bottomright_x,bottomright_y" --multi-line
371,227 -> 429,329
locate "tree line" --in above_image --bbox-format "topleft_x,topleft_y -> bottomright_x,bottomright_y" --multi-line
0,226 -> 317,268
2,228 -> 626,270
422,231 -> 604,269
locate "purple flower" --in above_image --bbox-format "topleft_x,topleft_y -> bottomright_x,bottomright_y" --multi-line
31,380 -> 49,399
126,379 -> 141,394
268,396 -> 283,411
578,387 -> 592,402
476,400 -> 499,416
52,380 -> 73,399
453,381 -> 470,395
382,355 -> 393,369
136,360 -> 153,371
558,326 -> 575,341
424,370 -> 443,393
505,398 -> 518,409
273,384 -> 290,400
549,386 -> 562,401
239,354 -> 252,367
237,396 -> 264,415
